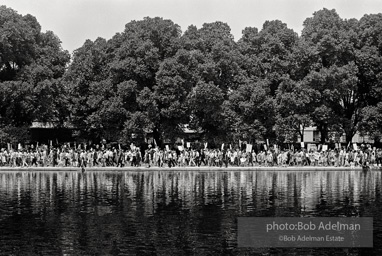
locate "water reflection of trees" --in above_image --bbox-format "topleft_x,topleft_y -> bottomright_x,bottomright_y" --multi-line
0,170 -> 381,254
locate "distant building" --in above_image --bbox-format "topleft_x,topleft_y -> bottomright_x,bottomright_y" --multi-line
30,121 -> 75,143
145,125 -> 204,145
298,126 -> 374,144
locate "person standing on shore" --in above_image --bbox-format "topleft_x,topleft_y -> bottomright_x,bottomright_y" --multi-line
166,150 -> 172,168
148,145 -> 154,167
172,151 -> 177,167
1,150 -> 6,167
144,148 -> 150,168
136,148 -> 142,166
377,149 -> 382,167
158,149 -> 164,167
52,149 -> 57,167
31,150 -> 38,167
222,149 -> 228,168
131,149 -> 137,166
339,148 -> 345,166
80,150 -> 87,168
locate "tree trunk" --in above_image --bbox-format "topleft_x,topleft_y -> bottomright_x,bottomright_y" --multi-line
299,127 -> 304,142
319,124 -> 328,144
152,127 -> 162,148
345,130 -> 355,145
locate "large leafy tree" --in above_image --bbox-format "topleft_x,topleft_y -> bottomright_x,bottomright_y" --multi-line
189,81 -> 226,142
65,38 -> 112,139
180,22 -> 246,142
152,49 -> 203,140
222,20 -> 298,143
239,20 -> 298,95
357,14 -> 382,140
117,17 -> 182,144
274,76 -> 316,143
0,6 -> 70,143
298,8 -> 382,143
222,80 -> 275,144
0,5 -> 41,81
66,17 -> 182,143
360,103 -> 382,140
0,81 -> 34,126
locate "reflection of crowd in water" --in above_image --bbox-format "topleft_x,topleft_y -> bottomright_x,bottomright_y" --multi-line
1,144 -> 382,168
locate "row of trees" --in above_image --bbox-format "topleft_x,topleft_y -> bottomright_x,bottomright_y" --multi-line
1,6 -> 382,146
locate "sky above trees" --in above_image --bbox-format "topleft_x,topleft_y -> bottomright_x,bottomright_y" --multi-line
2,0 -> 382,54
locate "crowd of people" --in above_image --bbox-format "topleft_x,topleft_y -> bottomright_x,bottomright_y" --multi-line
1,143 -> 382,169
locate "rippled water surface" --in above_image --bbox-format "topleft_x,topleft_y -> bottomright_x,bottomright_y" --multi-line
0,170 -> 381,255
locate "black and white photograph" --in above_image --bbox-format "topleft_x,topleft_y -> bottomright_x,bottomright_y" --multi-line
1,0 -> 382,255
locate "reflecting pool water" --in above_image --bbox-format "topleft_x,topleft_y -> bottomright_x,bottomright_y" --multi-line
0,170 -> 381,255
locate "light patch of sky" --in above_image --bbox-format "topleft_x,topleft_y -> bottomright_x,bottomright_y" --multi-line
2,0 -> 381,54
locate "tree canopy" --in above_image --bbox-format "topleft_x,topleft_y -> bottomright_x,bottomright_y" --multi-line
1,5 -> 382,145
0,6 -> 70,143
